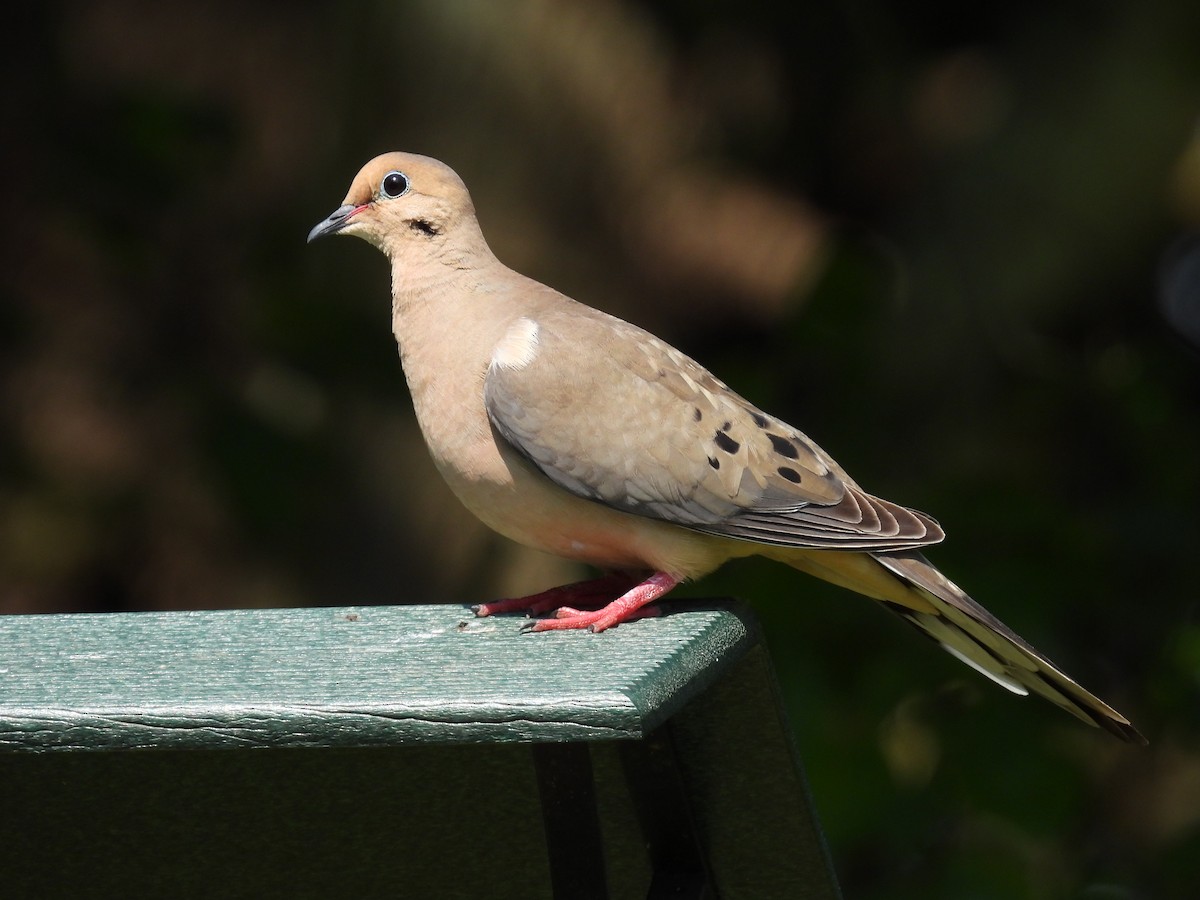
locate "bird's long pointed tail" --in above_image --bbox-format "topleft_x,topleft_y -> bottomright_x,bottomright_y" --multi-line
782,548 -> 1145,743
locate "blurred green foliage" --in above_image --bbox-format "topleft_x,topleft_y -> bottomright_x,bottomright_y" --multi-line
4,1 -> 1200,896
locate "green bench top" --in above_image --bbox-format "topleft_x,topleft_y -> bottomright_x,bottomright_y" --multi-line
0,601 -> 757,752
0,600 -> 842,898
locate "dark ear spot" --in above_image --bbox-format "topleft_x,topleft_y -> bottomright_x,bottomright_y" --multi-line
409,219 -> 441,237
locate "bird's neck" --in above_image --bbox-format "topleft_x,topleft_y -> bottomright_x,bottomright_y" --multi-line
385,254 -> 529,488
388,254 -> 514,398
387,226 -> 499,335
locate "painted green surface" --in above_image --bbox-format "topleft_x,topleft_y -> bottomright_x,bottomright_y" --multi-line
0,602 -> 755,752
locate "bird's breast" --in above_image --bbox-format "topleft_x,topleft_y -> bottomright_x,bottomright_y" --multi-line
391,283 -> 737,580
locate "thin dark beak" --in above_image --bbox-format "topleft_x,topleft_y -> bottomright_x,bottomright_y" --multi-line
307,204 -> 362,243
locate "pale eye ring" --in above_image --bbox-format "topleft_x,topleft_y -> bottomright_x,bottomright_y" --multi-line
380,171 -> 410,199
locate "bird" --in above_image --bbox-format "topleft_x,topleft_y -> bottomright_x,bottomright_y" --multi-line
308,151 -> 1144,743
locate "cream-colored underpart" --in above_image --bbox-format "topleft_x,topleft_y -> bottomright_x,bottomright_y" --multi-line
771,547 -> 938,614
440,437 -> 750,580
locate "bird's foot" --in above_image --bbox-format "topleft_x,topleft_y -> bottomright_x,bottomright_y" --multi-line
521,572 -> 680,633
472,572 -> 644,618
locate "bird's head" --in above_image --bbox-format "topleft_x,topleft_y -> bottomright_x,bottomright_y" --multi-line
307,152 -> 480,261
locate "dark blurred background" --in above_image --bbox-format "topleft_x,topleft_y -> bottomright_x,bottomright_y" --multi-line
4,1 -> 1200,896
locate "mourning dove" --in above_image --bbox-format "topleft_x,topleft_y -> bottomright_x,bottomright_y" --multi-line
309,152 -> 1144,743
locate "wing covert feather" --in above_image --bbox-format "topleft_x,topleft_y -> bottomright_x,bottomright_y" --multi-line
484,307 -> 942,550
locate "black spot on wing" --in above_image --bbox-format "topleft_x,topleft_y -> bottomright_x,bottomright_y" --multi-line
708,456 -> 720,470
751,412 -> 768,428
767,433 -> 800,459
693,407 -> 703,422
777,466 -> 802,484
714,431 -> 740,454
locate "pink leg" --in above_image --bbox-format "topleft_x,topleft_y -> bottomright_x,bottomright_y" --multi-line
523,572 -> 680,633
551,604 -> 663,622
473,572 -> 643,618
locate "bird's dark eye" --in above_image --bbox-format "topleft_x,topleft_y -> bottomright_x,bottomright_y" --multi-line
380,171 -> 410,199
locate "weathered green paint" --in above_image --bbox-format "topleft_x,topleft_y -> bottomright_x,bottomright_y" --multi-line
0,602 -> 755,752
